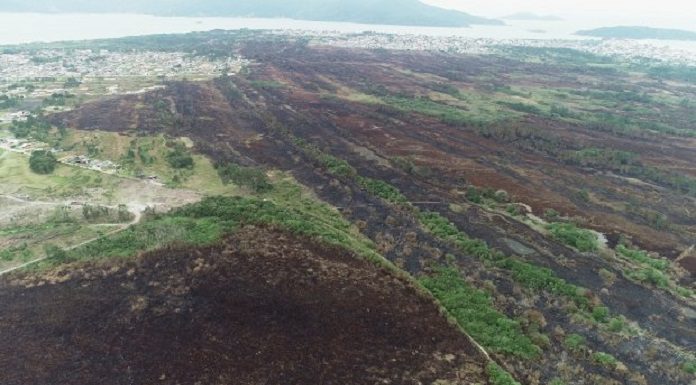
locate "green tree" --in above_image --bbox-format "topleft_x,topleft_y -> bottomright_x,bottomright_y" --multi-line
166,144 -> 194,169
29,150 -> 58,174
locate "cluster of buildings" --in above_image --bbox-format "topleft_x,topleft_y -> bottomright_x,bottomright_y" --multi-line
0,111 -> 29,123
61,155 -> 119,172
0,137 -> 120,173
0,49 -> 248,82
0,137 -> 49,155
303,31 -> 696,66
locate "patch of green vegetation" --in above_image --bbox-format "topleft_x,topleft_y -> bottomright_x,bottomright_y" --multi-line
607,317 -> 625,332
137,142 -> 155,165
380,95 -> 493,127
320,153 -> 356,178
592,306 -> 610,323
497,101 -> 542,114
682,361 -> 696,375
563,333 -> 586,352
418,210 -> 588,305
166,142 -> 195,169
563,147 -> 638,170
10,115 -> 61,143
29,150 -> 58,174
356,176 -> 408,204
41,191 -> 389,274
549,379 -> 566,385
42,92 -> 76,107
60,216 -> 224,263
614,243 -> 692,295
486,362 -> 521,385
0,94 -> 20,109
616,244 -> 669,271
626,267 -> 669,288
249,80 -> 285,90
217,163 -> 273,193
593,352 -> 618,368
546,222 -> 598,252
420,266 -> 540,359
0,222 -> 61,237
496,258 -> 586,303
563,148 -> 696,197
418,211 -> 497,260
0,244 -> 34,263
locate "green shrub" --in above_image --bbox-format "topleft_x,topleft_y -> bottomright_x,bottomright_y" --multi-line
498,101 -> 542,114
319,153 -> 356,177
592,306 -> 610,323
616,244 -> 669,271
506,204 -> 522,216
29,150 -> 58,174
608,317 -> 625,332
563,334 -> 586,352
465,186 -> 483,203
418,211 -> 496,260
593,352 -> 617,368
486,362 -> 521,385
420,267 -> 540,359
217,163 -> 273,193
544,208 -> 560,221
166,144 -> 194,169
549,379 -> 566,385
43,244 -> 67,261
356,176 -> 408,204
547,222 -> 598,252
682,361 -> 696,375
627,268 -> 669,288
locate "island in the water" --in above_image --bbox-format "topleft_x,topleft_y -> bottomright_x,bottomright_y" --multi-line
577,26 -> 696,41
0,0 -> 502,27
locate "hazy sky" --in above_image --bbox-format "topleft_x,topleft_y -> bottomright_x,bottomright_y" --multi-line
422,0 -> 696,29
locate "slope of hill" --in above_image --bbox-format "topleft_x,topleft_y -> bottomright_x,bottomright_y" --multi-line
0,0 -> 502,27
1,32 -> 695,384
1,226 -> 488,385
577,26 -> 696,40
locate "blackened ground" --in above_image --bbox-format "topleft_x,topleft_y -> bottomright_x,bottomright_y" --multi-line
0,227 -> 486,385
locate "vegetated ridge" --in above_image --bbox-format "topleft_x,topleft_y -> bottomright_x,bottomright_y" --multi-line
577,26 -> 696,41
0,0 -> 502,27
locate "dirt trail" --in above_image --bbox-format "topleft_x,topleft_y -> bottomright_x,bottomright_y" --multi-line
0,199 -> 144,276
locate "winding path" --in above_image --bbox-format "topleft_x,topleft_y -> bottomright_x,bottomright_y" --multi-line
0,196 -> 144,276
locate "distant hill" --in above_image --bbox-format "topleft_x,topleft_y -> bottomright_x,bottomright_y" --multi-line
0,0 -> 502,27
503,12 -> 562,21
577,26 -> 696,41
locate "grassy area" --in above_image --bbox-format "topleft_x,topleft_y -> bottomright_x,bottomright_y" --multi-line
546,222 -> 599,252
486,362 -> 521,385
0,148 -> 121,199
615,244 -> 693,297
36,178 -> 389,273
420,266 -> 540,359
0,219 -> 108,269
61,130 -> 238,195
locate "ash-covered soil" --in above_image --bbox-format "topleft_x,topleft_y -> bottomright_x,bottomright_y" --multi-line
0,227 -> 486,385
